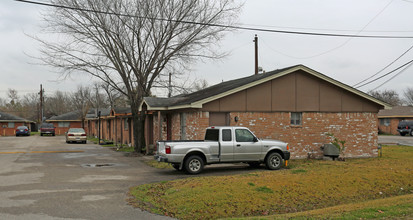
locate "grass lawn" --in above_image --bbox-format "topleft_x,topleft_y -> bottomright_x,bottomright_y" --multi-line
129,145 -> 413,219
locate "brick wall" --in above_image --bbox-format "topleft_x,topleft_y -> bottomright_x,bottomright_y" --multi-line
0,122 -> 26,136
185,111 -> 209,140
52,121 -> 83,135
151,111 -> 378,159
230,112 -> 378,159
378,118 -> 400,135
153,111 -> 210,142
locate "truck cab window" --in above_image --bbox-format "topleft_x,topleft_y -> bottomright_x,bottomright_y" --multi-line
235,129 -> 255,142
205,129 -> 219,141
222,129 -> 232,141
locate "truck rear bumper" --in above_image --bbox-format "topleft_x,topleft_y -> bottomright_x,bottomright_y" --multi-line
283,151 -> 291,160
154,155 -> 168,163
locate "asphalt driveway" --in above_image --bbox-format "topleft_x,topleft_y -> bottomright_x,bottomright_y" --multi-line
0,135 -> 255,220
378,135 -> 413,146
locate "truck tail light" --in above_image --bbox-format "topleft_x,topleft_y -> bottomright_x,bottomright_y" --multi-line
286,144 -> 290,151
165,145 -> 171,154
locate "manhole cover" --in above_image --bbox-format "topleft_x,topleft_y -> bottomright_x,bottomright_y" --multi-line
82,163 -> 116,168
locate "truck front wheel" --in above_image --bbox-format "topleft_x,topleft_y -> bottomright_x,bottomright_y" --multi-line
265,152 -> 283,170
184,155 -> 204,174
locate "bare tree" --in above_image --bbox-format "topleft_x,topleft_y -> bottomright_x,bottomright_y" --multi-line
99,81 -> 127,109
404,87 -> 413,106
7,89 -> 20,108
91,82 -> 108,110
71,85 -> 92,128
38,0 -> 241,153
44,90 -> 72,117
368,89 -> 402,106
21,93 -> 40,122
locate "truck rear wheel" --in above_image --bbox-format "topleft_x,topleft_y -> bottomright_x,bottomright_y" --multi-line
184,155 -> 204,174
265,152 -> 283,170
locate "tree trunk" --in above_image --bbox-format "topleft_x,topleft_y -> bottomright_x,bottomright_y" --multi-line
130,99 -> 146,154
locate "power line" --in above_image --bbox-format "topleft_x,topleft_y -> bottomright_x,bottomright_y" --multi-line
353,43 -> 413,87
355,59 -> 413,88
14,0 -> 413,39
370,61 -> 413,90
260,0 -> 394,60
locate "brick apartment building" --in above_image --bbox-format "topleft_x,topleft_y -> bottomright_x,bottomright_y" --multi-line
0,111 -> 34,136
142,65 -> 390,159
378,106 -> 413,135
46,111 -> 84,135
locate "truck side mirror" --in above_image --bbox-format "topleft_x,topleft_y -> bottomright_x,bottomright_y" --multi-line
253,137 -> 258,142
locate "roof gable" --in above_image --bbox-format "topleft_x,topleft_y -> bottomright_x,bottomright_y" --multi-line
143,65 -> 391,111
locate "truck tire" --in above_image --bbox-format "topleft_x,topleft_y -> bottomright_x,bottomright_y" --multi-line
184,155 -> 204,174
265,152 -> 283,170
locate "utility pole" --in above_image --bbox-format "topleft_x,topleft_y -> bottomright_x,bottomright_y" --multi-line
98,110 -> 101,145
39,84 -> 44,123
168,72 -> 172,98
254,34 -> 258,75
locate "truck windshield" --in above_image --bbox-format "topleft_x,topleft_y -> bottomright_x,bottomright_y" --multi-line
205,129 -> 219,141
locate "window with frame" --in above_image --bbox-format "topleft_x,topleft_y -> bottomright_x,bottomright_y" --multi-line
380,118 -> 390,126
235,129 -> 255,142
291,112 -> 302,126
124,118 -> 128,130
222,129 -> 232,141
58,122 -> 70,127
180,113 -> 186,140
8,122 -> 15,128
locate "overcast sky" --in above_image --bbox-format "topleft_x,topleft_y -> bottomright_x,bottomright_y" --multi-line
1,0 -> 413,100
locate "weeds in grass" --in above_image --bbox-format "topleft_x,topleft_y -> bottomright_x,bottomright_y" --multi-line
129,146 -> 413,220
291,169 -> 307,174
255,186 -> 273,193
144,160 -> 173,169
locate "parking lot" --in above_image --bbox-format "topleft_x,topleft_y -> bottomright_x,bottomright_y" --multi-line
0,135 -> 181,220
0,135 -> 262,220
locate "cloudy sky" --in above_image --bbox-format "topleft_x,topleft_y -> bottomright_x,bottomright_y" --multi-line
1,0 -> 413,99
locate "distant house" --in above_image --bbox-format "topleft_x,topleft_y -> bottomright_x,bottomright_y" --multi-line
378,106 -> 413,135
0,111 -> 34,136
85,107 -> 134,146
141,65 -> 390,159
46,111 -> 84,135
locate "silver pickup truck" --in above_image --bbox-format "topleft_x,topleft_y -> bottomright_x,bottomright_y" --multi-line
154,126 -> 290,174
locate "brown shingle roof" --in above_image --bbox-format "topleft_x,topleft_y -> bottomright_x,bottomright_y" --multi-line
378,106 -> 413,118
0,111 -> 32,122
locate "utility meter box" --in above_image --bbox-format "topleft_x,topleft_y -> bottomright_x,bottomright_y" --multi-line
322,144 -> 340,157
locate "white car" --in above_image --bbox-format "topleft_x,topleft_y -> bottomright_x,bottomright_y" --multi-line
65,128 -> 87,144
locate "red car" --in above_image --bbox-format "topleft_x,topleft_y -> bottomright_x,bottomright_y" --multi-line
40,123 -> 56,136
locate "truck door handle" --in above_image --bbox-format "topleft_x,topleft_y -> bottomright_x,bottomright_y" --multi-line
236,144 -> 241,147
